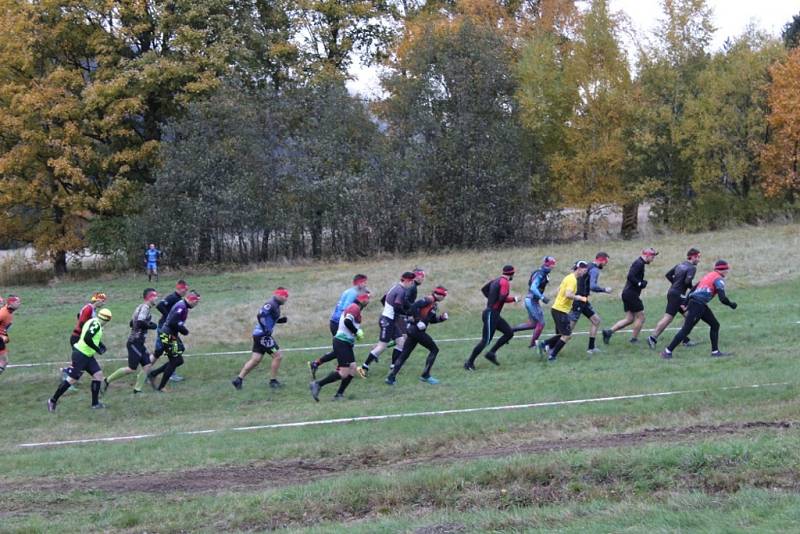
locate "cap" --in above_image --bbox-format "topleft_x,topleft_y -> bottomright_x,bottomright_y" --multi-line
574,260 -> 589,269
714,260 -> 730,271
542,256 -> 557,268
91,292 -> 107,303
595,252 -> 609,263
502,265 -> 516,276
687,248 -> 701,258
356,292 -> 371,304
401,272 -> 416,281
642,247 -> 659,257
433,286 -> 448,297
97,308 -> 113,321
352,274 -> 368,285
273,288 -> 289,300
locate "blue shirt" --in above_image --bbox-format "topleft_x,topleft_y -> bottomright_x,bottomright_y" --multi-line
253,297 -> 281,337
330,287 -> 359,323
145,249 -> 161,264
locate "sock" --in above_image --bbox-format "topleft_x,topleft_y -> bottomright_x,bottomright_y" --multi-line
336,376 -> 353,395
106,367 -> 129,384
363,352 -> 378,367
134,370 -> 147,391
91,380 -> 101,405
551,339 -> 567,357
588,337 -> 596,350
51,380 -> 72,403
545,335 -> 560,348
318,371 -> 341,388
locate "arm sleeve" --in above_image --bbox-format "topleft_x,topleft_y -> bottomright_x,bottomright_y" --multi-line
665,267 -> 676,283
589,269 -> 605,293
715,280 -> 733,306
529,274 -> 545,300
156,299 -> 169,316
343,314 -> 358,334
684,266 -> 697,291
81,322 -> 102,352
501,279 -> 515,303
627,263 -> 644,287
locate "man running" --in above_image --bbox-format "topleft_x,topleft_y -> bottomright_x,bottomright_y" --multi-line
308,274 -> 368,378
0,295 -> 21,377
152,280 -> 189,382
232,288 -> 289,390
386,286 -> 449,385
148,290 -> 201,391
661,260 -> 737,359
309,293 -> 371,401
62,292 -> 107,386
103,288 -> 159,394
48,307 -> 113,411
361,272 -> 417,375
512,256 -> 556,349
539,261 -> 590,362
144,243 -> 162,282
648,248 -> 701,350
570,252 -> 612,354
464,265 -> 520,370
603,248 -> 658,345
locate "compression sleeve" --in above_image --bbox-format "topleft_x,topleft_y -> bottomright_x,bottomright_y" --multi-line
530,274 -> 545,300
589,268 -> 605,293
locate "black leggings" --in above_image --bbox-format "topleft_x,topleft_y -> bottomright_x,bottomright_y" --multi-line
667,300 -> 720,352
467,309 -> 513,364
390,327 -> 439,379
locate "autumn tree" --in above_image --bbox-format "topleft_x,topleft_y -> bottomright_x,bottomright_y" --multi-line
761,47 -> 800,200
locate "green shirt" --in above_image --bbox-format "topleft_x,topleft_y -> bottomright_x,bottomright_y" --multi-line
74,317 -> 103,357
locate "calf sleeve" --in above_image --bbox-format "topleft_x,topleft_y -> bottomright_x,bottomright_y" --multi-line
91,380 -> 101,406
336,376 -> 353,395
319,351 -> 336,364
318,371 -> 341,388
51,380 -> 72,403
421,349 -> 439,378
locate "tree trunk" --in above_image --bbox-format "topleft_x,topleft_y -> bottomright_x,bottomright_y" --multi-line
53,250 -> 68,276
621,201 -> 639,240
582,206 -> 592,241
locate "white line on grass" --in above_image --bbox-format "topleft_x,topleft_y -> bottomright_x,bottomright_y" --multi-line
18,382 -> 790,448
8,328 -> 681,369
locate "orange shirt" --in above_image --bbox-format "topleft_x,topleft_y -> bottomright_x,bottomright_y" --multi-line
0,306 -> 13,337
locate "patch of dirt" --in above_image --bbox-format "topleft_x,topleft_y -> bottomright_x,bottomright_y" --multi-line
414,523 -> 467,534
1,420 -> 792,495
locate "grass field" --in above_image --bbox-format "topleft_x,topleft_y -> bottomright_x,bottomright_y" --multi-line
1,224 -> 800,533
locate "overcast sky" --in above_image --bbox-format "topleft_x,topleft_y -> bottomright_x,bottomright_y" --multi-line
347,0 -> 799,98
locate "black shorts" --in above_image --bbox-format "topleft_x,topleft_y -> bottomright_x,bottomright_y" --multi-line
332,338 -> 355,367
569,301 -> 597,322
551,309 -> 573,336
0,335 -> 6,351
69,349 -> 101,379
665,292 -> 686,316
622,291 -> 644,313
126,339 -> 151,369
395,315 -> 410,337
329,320 -> 338,337
379,316 -> 396,343
252,335 -> 279,355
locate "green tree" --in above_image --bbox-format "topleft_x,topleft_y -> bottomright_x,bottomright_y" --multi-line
782,12 -> 800,49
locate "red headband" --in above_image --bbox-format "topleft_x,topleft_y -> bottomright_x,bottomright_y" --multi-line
433,286 -> 448,297
273,288 -> 289,299
176,282 -> 188,290
6,296 -> 21,306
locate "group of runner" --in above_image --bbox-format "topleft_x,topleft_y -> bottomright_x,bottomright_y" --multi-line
0,246 -> 738,408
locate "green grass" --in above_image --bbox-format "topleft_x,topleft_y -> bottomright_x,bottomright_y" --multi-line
1,223 -> 800,532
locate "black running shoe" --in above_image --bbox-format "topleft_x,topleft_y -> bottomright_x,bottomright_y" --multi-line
269,379 -> 283,389
463,361 -> 476,371
602,329 -> 613,344
484,352 -> 500,366
232,377 -> 243,390
647,336 -> 657,350
47,399 -> 56,412
308,360 -> 319,379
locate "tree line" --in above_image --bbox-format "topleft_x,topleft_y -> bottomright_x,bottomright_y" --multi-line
1,0 -> 799,272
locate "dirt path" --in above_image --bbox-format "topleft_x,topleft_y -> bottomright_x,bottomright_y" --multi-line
2,420 -> 792,494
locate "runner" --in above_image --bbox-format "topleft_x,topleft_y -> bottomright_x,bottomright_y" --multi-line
570,252 -> 612,354
0,295 -> 21,377
361,272 -> 417,375
148,290 -> 200,391
152,280 -> 189,382
538,261 -> 590,362
512,256 -> 556,349
47,308 -> 113,411
661,260 -> 737,359
232,288 -> 289,390
647,248 -> 701,349
102,289 -> 159,394
386,286 -> 448,385
144,243 -> 162,283
309,293 -> 371,401
464,265 -> 520,370
308,274 -> 368,378
62,292 -> 107,386
603,248 -> 658,345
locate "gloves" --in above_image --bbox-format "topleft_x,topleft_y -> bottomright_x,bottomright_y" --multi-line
277,317 -> 288,324
440,312 -> 448,321
356,366 -> 367,378
355,328 -> 364,341
639,280 -> 648,289
605,287 -> 612,293
416,321 -> 427,330
513,296 -> 520,303
729,302 -> 738,310
541,296 -> 550,304
178,325 -> 190,336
